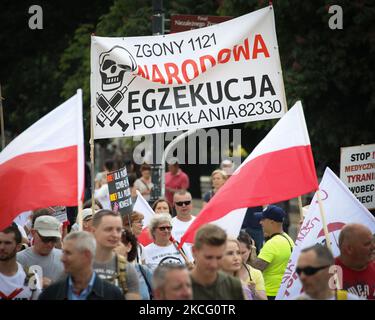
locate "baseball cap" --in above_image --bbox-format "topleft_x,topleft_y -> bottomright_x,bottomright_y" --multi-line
82,208 -> 95,221
34,216 -> 61,238
254,205 -> 285,223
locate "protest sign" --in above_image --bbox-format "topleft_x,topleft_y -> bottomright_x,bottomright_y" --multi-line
91,6 -> 286,139
340,143 -> 375,209
51,206 -> 68,223
107,167 -> 132,216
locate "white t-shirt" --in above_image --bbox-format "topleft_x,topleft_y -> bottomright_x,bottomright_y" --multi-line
171,216 -> 195,243
0,262 -> 39,300
143,243 -> 193,272
171,216 -> 195,258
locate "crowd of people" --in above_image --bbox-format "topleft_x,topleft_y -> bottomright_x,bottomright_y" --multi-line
1,160 -> 374,300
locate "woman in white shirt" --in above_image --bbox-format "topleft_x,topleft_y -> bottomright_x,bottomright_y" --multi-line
143,214 -> 193,272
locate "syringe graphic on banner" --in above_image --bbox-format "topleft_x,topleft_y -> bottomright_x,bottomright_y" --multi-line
96,76 -> 136,132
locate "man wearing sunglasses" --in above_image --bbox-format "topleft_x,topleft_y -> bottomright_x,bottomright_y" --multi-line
172,191 -> 195,245
17,215 -> 64,288
295,244 -> 360,300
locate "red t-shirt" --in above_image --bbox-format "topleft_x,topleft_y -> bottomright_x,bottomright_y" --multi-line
335,257 -> 375,300
165,169 -> 190,205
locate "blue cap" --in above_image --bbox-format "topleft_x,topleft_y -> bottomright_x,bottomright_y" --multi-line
254,205 -> 285,223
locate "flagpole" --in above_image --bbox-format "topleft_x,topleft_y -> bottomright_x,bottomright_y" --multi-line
0,84 -> 5,150
90,105 -> 96,215
297,196 -> 304,221
170,236 -> 192,268
316,189 -> 332,252
316,188 -> 344,290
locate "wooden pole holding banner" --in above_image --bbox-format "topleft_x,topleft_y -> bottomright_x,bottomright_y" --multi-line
297,196 -> 304,221
90,106 -> 96,215
316,189 -> 332,252
316,188 -> 343,289
170,236 -> 192,268
0,84 -> 5,150
77,200 -> 83,231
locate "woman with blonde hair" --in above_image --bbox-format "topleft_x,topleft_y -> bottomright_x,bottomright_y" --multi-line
237,231 -> 267,300
143,213 -> 193,271
123,211 -> 144,237
219,238 -> 253,300
202,169 -> 227,207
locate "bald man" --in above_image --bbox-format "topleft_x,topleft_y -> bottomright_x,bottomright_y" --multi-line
335,223 -> 375,300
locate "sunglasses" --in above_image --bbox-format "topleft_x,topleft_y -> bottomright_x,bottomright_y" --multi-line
295,265 -> 330,276
175,201 -> 191,206
157,226 -> 173,231
37,232 -> 58,244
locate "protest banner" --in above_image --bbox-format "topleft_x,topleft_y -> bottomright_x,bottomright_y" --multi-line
276,167 -> 375,300
340,143 -> 375,210
91,6 -> 286,139
107,167 -> 132,216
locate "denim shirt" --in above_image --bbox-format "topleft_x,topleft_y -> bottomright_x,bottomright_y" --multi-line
67,272 -> 96,300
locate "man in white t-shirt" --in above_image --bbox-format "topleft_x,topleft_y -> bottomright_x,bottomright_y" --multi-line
171,190 -> 195,244
0,224 -> 40,300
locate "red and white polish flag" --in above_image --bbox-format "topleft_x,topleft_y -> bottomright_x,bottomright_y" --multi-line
0,90 -> 84,230
180,101 -> 319,247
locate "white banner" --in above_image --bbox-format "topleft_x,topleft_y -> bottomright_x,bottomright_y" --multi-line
340,143 -> 375,210
276,167 -> 375,300
90,6 -> 286,139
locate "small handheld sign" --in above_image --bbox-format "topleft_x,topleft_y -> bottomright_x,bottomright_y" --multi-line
51,206 -> 68,223
107,167 -> 133,216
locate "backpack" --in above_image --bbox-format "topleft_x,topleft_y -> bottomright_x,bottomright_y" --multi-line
116,253 -> 128,296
